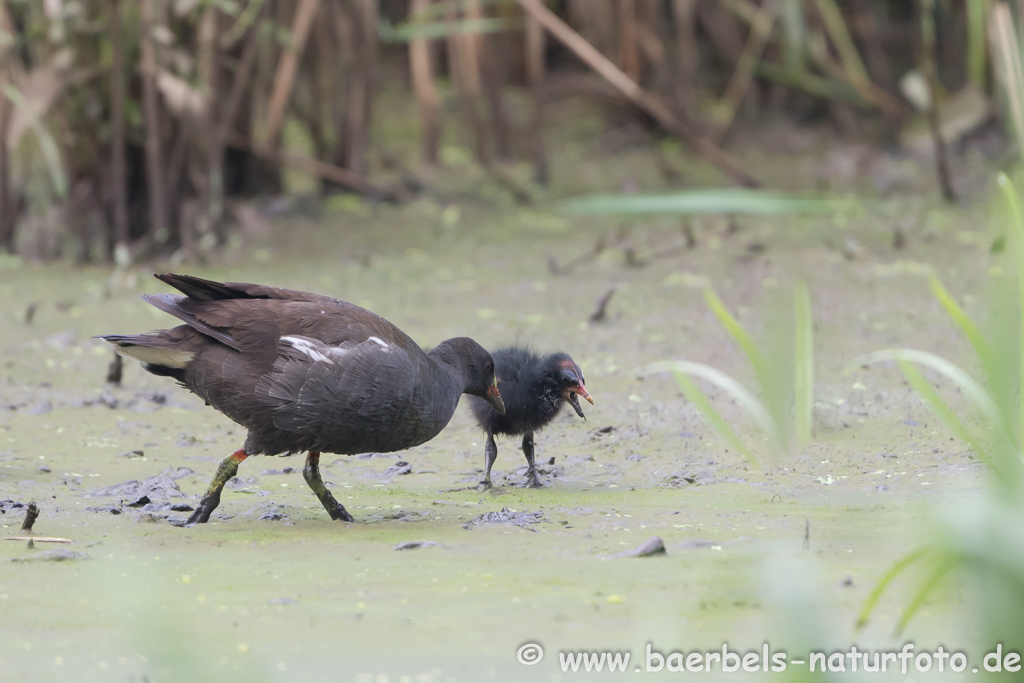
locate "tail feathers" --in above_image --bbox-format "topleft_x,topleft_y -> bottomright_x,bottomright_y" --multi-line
142,292 -> 239,350
155,273 -> 250,302
98,334 -> 195,380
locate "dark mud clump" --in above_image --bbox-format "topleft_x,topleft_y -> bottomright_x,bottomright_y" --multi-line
616,536 -> 667,558
464,507 -> 544,530
10,548 -> 89,562
394,540 -> 445,550
86,467 -> 195,500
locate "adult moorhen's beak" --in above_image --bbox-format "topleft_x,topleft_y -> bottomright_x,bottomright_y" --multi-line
563,383 -> 595,419
486,383 -> 506,415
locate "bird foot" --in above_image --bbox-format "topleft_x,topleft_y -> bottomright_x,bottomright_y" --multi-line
524,477 -> 545,489
184,498 -> 217,525
477,480 -> 494,492
328,505 -> 355,523
320,497 -> 354,522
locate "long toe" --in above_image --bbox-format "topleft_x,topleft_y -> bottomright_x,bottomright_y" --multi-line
185,506 -> 212,525
329,504 -> 355,522
526,477 -> 545,489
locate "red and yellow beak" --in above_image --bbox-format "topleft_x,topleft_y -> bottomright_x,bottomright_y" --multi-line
486,377 -> 506,415
563,382 -> 594,419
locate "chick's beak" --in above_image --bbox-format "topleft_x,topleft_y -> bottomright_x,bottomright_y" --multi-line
563,382 -> 595,419
486,383 -> 506,415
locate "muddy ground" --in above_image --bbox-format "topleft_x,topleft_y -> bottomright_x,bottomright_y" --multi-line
0,116 -> 1009,682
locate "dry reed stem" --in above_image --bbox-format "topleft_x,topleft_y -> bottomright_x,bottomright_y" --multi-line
264,0 -> 319,144
709,0 -> 779,142
109,0 -> 129,252
139,0 -> 169,242
409,0 -> 440,165
515,0 -> 759,187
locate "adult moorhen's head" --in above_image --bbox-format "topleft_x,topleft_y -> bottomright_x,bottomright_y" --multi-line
431,337 -> 505,415
540,353 -> 593,418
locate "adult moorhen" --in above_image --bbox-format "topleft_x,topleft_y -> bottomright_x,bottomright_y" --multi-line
100,273 -> 505,525
468,345 -> 592,488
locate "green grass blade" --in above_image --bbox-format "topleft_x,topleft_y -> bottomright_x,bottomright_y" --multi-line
703,288 -> 771,388
672,370 -> 752,463
402,0 -> 513,23
639,360 -> 783,460
559,189 -> 839,216
849,349 -> 1003,429
383,17 -> 519,43
998,174 -> 1024,444
928,275 -> 993,369
756,60 -> 867,105
966,0 -> 990,89
2,84 -> 67,199
811,0 -> 872,93
896,360 -> 990,468
856,548 -> 932,630
893,556 -> 958,636
779,0 -> 807,76
927,274 -> 1017,450
793,279 -> 813,446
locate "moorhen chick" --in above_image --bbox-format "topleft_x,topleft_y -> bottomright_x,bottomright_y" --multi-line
468,346 -> 592,488
100,273 -> 505,525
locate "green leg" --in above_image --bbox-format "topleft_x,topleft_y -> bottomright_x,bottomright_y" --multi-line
523,432 -> 543,488
303,451 -> 354,522
480,432 -> 498,489
186,449 -> 248,525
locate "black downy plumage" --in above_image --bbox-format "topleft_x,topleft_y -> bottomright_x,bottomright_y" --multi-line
468,345 -> 593,488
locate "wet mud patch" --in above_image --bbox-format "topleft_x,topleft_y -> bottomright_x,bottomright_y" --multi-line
0,165 -> 1001,680
463,507 -> 545,530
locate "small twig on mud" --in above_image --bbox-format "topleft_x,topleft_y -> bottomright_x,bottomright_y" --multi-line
106,352 -> 123,387
4,536 -> 72,544
803,519 -> 810,550
437,485 -> 485,494
548,234 -> 608,275
24,302 -> 36,325
487,166 -> 534,205
623,246 -> 645,268
893,225 -> 906,250
619,235 -> 697,267
375,147 -> 430,196
228,133 -> 407,203
682,219 -> 696,248
725,215 -> 740,236
589,288 -> 617,323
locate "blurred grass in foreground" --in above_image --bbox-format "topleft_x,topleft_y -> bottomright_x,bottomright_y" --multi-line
561,189 -> 844,217
851,173 -> 1024,652
639,279 -> 814,464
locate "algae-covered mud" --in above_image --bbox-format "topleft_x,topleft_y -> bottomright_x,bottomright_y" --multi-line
0,138 -> 1004,681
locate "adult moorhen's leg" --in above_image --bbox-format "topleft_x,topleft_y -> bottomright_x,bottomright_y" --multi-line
522,432 -> 543,488
480,432 -> 498,489
303,451 -> 354,522
186,449 -> 249,525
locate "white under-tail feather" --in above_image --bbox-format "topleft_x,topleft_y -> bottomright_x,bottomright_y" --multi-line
103,338 -> 194,369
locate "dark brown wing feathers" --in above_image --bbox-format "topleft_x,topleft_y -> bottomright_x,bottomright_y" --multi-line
148,274 -> 420,363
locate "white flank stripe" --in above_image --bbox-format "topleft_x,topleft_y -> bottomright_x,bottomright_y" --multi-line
368,336 -> 390,349
281,336 -> 335,364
